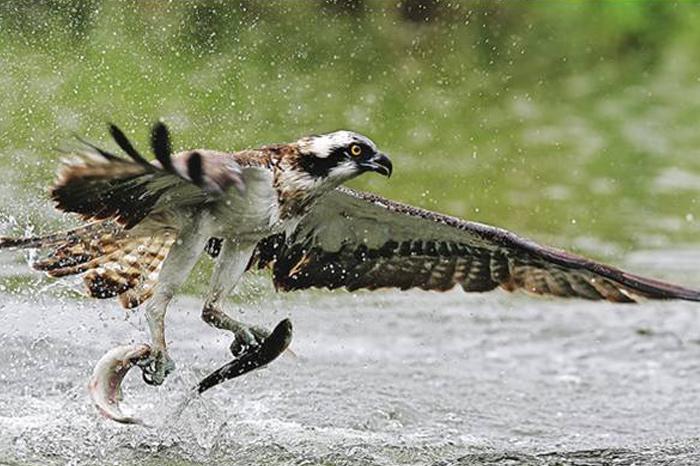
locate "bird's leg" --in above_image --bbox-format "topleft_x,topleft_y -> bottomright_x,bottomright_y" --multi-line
201,239 -> 272,357
142,287 -> 177,386
202,304 -> 270,357
141,220 -> 209,386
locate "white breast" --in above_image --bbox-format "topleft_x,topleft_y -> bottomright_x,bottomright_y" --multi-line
212,166 -> 280,239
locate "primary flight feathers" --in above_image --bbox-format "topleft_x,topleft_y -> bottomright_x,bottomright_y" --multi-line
52,122 -> 245,227
253,188 -> 700,302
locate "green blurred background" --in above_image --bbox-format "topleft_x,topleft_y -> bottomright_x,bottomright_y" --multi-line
1,0 -> 700,263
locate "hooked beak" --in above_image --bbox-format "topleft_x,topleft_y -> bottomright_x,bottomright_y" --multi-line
359,152 -> 393,178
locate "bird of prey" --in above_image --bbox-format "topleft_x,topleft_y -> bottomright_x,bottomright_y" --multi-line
2,122 -> 699,423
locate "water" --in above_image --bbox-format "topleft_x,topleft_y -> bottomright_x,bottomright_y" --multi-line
2,253 -> 700,465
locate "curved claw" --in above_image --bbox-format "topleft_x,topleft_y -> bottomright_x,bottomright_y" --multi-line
87,344 -> 151,425
139,349 -> 176,386
229,325 -> 269,358
198,318 -> 293,394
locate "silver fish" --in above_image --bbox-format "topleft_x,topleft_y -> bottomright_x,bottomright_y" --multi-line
87,344 -> 151,425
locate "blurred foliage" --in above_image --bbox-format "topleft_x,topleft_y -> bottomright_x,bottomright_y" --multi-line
0,0 -> 699,263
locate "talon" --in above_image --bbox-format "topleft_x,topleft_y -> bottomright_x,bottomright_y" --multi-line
198,318 -> 293,394
229,325 -> 269,358
139,348 -> 175,386
88,344 -> 151,425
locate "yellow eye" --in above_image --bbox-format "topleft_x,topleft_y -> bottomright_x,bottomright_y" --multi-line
350,144 -> 362,157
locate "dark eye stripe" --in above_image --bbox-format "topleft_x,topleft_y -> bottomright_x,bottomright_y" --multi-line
298,146 -> 346,178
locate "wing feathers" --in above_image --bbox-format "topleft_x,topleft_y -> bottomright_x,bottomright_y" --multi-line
73,135 -> 125,163
151,122 -> 175,173
51,123 -> 246,228
1,221 -> 172,308
186,151 -> 205,187
254,188 -> 700,303
108,124 -> 152,168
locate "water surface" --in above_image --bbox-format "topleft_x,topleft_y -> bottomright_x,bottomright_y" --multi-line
2,252 -> 700,465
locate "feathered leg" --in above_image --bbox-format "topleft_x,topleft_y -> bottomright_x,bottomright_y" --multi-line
201,239 -> 271,356
141,215 -> 210,385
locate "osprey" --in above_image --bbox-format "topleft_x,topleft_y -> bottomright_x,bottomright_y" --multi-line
2,123 -> 699,423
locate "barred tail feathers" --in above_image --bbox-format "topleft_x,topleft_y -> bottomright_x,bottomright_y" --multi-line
83,235 -> 175,308
1,222 -> 173,309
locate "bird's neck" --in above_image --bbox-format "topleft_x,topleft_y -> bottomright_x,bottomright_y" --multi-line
273,160 -> 342,220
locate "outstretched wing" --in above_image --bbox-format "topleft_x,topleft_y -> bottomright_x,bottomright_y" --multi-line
253,187 -> 700,303
51,123 -> 245,228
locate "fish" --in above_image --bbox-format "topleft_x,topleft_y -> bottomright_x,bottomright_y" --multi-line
197,318 -> 293,394
86,318 -> 292,424
87,343 -> 152,425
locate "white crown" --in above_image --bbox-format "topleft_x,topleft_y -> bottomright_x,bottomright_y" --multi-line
298,130 -> 377,158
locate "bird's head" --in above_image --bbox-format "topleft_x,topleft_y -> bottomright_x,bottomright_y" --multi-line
294,130 -> 392,186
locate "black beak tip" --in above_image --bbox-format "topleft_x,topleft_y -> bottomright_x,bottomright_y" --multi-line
375,153 -> 393,178
358,152 -> 393,178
